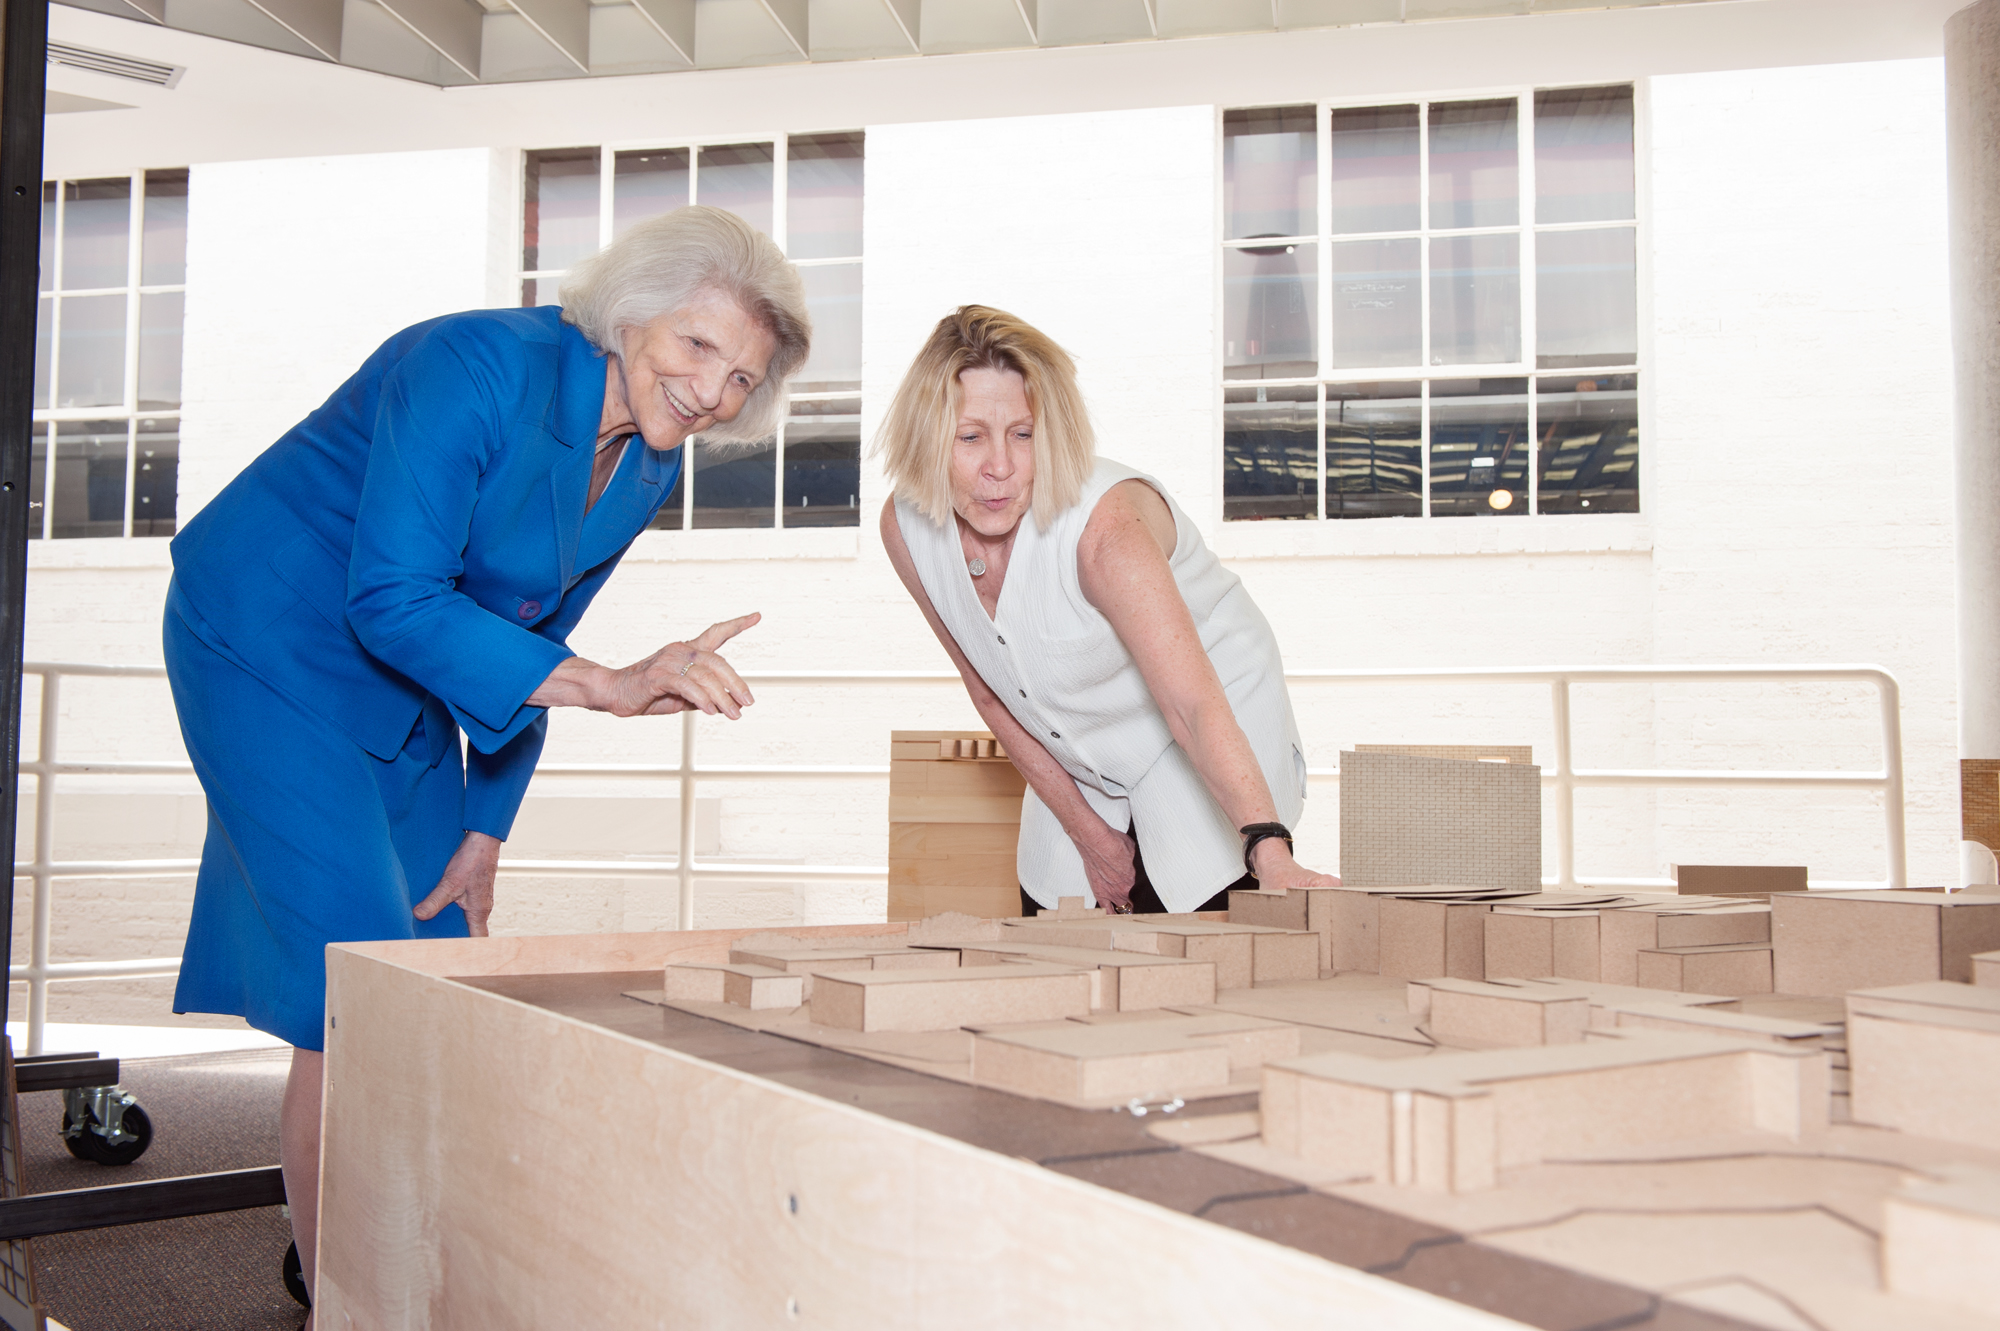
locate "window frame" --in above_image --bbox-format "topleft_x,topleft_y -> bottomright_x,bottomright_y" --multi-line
34,169 -> 187,541
1219,82 -> 1646,524
516,133 -> 863,534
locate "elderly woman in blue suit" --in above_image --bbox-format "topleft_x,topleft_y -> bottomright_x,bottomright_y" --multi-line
163,206 -> 808,1312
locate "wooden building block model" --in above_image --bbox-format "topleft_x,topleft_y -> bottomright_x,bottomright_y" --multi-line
1975,949 -> 2000,988
959,942 -> 1216,1011
1597,902 -> 1770,986
1672,864 -> 1808,897
1846,980 -> 2000,1150
1003,915 -> 1318,988
1261,1031 -> 1828,1193
663,962 -> 805,1010
887,729 -> 1025,921
1377,897 -> 1491,981
1881,1164 -> 2000,1319
1635,942 -> 1773,997
1338,749 -> 1541,893
809,963 -> 1093,1032
1416,978 -> 1590,1047
1601,1001 -> 1833,1049
1770,890 -> 2000,996
1483,908 -> 1601,982
1226,884 -> 1345,970
969,1024 -> 1234,1103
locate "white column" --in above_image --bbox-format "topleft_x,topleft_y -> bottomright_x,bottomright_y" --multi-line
1949,0 -> 2000,884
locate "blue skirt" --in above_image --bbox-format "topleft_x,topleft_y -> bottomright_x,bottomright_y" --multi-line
164,581 -> 469,1050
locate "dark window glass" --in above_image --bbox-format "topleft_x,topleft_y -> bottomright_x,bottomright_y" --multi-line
1534,85 -> 1634,224
61,178 -> 130,291
1428,99 -> 1518,230
613,148 -> 690,239
1537,373 -> 1637,514
698,143 -> 774,236
523,148 -> 599,273
133,420 -> 178,535
1329,105 -> 1418,235
55,293 -> 127,409
787,132 -> 863,260
1429,378 -> 1528,517
142,169 -> 189,286
1330,238 -> 1419,369
139,291 -> 183,409
33,294 -> 50,412
1224,386 -> 1316,521
27,426 -> 46,540
1429,233 -> 1519,366
1327,382 -> 1422,519
51,419 -> 127,539
796,263 -> 860,393
1536,227 -> 1636,368
782,400 -> 860,528
650,457 -> 685,531
1224,242 -> 1316,380
1224,105 -> 1315,241
691,439 -> 775,529
38,182 -> 53,294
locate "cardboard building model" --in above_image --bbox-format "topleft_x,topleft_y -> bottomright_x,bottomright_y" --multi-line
622,873 -> 2000,1327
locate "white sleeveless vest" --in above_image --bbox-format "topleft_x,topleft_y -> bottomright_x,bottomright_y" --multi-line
896,458 -> 1305,912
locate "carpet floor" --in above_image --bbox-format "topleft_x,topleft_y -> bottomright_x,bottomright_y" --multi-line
16,1047 -> 303,1331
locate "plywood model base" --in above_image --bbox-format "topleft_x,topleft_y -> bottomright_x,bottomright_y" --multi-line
320,929 -> 1516,1331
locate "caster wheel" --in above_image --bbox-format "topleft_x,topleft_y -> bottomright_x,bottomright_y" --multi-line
61,1103 -> 151,1166
283,1241 -> 311,1309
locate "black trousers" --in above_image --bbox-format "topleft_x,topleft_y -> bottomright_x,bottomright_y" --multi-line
1019,830 -> 1251,916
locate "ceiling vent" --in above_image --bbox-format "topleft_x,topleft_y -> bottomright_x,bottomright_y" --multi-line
46,42 -> 184,89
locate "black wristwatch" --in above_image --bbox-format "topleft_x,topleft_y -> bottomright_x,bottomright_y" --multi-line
1239,822 -> 1294,877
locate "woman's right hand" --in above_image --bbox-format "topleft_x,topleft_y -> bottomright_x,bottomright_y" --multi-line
1077,823 -> 1139,913
529,613 -> 761,718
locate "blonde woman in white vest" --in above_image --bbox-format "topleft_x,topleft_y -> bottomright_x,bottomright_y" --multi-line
878,306 -> 1338,914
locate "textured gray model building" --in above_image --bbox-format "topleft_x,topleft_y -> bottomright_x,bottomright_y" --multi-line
1339,749 -> 1541,890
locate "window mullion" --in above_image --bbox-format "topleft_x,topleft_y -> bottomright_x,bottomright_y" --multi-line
598,144 -> 614,252
1420,382 -> 1431,519
1519,91 -> 1538,516
124,171 -> 143,406
122,421 -> 136,540
1417,103 -> 1431,519
772,135 -> 788,255
1316,384 -> 1326,522
773,419 -> 786,530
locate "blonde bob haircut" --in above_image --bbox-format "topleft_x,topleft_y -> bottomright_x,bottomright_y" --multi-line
876,306 -> 1094,527
559,205 -> 811,446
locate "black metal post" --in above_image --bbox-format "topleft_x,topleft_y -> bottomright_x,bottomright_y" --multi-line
0,0 -> 47,1040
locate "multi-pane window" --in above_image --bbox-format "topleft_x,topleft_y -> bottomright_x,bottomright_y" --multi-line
31,171 -> 186,539
520,134 -> 863,531
1221,88 -> 1638,521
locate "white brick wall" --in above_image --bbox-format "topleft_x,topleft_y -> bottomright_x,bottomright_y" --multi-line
1647,58 -> 1956,883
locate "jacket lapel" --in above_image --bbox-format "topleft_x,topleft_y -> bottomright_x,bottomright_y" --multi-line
548,321 -> 611,585
575,439 -> 679,574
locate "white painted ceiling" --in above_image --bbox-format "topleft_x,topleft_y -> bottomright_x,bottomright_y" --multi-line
48,0 -> 1715,89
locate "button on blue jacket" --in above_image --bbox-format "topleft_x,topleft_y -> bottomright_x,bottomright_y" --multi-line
169,305 -> 681,842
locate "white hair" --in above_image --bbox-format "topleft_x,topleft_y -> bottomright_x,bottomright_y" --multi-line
559,205 -> 811,445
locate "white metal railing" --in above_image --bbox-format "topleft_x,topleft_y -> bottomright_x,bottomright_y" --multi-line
7,661 -> 1904,1055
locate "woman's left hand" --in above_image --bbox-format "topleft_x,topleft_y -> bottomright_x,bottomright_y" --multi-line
1248,839 -> 1340,893
414,831 -> 503,936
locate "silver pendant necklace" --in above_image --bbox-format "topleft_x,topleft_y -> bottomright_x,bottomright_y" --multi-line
968,558 -> 987,577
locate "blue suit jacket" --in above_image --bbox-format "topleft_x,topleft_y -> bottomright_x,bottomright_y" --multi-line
170,306 -> 681,841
